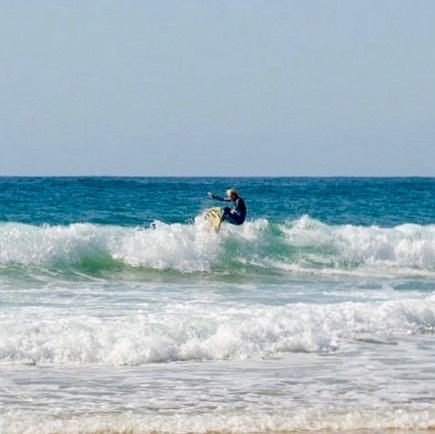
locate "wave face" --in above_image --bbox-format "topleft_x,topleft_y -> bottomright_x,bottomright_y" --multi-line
1,215 -> 435,278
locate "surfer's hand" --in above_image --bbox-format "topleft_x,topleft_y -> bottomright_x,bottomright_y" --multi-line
208,192 -> 214,198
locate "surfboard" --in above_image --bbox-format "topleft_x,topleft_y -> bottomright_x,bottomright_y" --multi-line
205,207 -> 223,232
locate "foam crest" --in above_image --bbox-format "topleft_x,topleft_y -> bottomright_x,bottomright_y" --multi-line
0,220 -> 225,273
1,297 -> 434,366
280,216 -> 435,274
0,223 -> 109,265
2,217 -> 435,276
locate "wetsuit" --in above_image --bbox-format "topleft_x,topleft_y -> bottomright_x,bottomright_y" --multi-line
211,195 -> 247,225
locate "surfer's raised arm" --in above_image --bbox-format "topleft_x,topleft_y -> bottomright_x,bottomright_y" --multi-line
207,192 -> 230,202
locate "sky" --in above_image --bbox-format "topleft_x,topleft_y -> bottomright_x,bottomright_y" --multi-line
1,0 -> 434,176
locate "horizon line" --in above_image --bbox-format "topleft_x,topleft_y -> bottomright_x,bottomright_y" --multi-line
0,174 -> 434,179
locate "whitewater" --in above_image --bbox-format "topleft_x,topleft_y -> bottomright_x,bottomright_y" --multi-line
1,177 -> 435,433
2,215 -> 435,275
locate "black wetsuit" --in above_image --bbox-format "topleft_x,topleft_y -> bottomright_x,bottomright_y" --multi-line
211,195 -> 246,225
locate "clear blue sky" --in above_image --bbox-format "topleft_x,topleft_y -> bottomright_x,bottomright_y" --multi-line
1,1 -> 434,176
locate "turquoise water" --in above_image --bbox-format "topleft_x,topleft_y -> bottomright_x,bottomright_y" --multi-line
1,177 -> 435,433
2,177 -> 435,227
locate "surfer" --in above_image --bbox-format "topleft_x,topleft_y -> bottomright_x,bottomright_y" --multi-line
208,189 -> 246,225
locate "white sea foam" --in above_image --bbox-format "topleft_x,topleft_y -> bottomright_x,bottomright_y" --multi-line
110,218 -> 223,271
1,217 -> 435,276
0,222 -> 118,265
1,295 -> 434,366
279,215 -> 435,275
0,220 -> 222,272
1,405 -> 435,433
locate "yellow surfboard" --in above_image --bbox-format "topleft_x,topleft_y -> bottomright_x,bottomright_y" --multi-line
205,207 -> 223,232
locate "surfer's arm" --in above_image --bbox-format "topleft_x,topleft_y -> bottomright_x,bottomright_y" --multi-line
208,192 -> 230,202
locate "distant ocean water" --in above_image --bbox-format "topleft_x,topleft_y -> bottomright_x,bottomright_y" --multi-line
1,177 -> 435,433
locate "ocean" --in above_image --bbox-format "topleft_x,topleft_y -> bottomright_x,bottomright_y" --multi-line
0,177 -> 434,433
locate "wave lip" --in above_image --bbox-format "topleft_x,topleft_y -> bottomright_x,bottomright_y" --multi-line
0,219 -> 222,274
112,218 -> 222,272
1,216 -> 435,277
278,216 -> 435,275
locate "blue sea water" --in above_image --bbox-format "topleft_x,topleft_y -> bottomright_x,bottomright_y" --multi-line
1,177 -> 435,433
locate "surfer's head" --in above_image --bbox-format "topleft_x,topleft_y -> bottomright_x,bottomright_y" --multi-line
227,189 -> 239,201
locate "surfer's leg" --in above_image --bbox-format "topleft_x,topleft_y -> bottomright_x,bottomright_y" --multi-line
228,213 -> 243,225
221,207 -> 231,222
222,207 -> 243,225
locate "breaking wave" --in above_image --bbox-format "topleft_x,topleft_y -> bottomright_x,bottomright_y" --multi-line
1,215 -> 435,278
